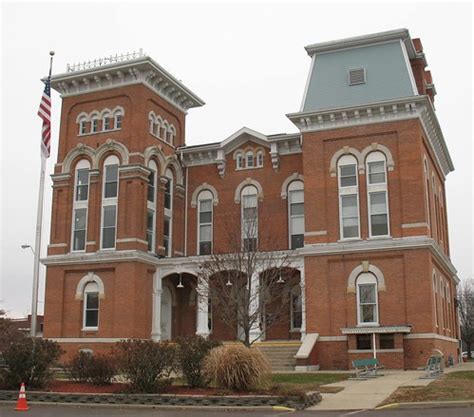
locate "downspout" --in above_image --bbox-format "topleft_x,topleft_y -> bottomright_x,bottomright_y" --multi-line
184,164 -> 189,257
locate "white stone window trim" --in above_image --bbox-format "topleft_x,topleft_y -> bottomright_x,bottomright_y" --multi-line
290,284 -> 303,332
190,183 -> 219,208
241,185 -> 259,250
71,159 -> 90,253
147,160 -> 158,253
197,190 -> 213,256
288,180 -> 305,250
82,281 -> 100,331
100,155 -> 119,251
356,273 -> 379,327
366,151 -> 391,238
163,168 -> 174,257
338,154 -> 361,240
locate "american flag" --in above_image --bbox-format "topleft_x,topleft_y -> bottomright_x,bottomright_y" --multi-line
37,76 -> 52,158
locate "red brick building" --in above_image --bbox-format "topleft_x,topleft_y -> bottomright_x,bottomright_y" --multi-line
43,29 -> 460,369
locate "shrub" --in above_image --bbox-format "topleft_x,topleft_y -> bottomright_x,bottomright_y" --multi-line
65,351 -> 116,385
203,344 -> 271,391
0,337 -> 63,389
114,339 -> 175,393
176,336 -> 221,388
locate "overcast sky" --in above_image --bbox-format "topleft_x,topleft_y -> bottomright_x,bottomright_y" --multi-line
0,1 -> 472,317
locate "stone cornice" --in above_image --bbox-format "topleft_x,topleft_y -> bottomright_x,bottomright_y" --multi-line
41,237 -> 458,283
286,95 -> 454,177
50,56 -> 205,113
341,325 -> 412,334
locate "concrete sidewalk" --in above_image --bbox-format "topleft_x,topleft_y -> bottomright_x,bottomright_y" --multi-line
308,362 -> 474,411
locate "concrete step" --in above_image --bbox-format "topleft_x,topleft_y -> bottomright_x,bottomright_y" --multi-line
257,343 -> 301,372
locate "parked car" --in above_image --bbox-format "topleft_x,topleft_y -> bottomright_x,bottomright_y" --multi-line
461,351 -> 474,360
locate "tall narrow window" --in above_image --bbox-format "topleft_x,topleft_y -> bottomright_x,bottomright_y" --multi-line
366,152 -> 389,237
146,161 -> 157,252
241,185 -> 258,251
256,150 -> 264,167
290,285 -> 302,331
79,118 -> 87,135
236,152 -> 244,169
163,168 -> 173,257
288,181 -> 304,249
356,273 -> 378,325
83,282 -> 99,329
102,113 -> 111,131
91,117 -> 99,133
72,160 -> 90,251
101,155 -> 119,249
338,155 -> 360,239
246,151 -> 254,168
114,112 -> 123,129
198,190 -> 213,255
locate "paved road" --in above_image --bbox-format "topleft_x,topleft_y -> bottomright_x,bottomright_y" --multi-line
1,404 -> 472,416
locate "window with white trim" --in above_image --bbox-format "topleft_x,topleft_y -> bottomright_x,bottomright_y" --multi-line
246,151 -> 254,169
256,150 -> 264,167
72,160 -> 90,252
366,152 -> 389,237
236,152 -> 244,169
102,113 -> 111,131
338,155 -> 360,239
79,117 -> 88,135
91,117 -> 99,133
198,190 -> 213,255
163,168 -> 173,257
433,272 -> 438,327
356,273 -> 378,325
114,109 -> 123,129
146,160 -> 157,252
290,285 -> 302,330
288,181 -> 304,249
83,282 -> 99,329
241,185 -> 258,251
101,155 -> 119,249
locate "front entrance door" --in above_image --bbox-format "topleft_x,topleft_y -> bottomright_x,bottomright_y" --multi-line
161,286 -> 172,340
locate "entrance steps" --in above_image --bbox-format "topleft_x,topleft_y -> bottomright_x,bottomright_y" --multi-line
256,341 -> 301,372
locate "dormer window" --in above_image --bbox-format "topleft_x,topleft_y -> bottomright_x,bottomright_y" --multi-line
114,114 -> 123,129
246,151 -> 254,168
79,119 -> 87,135
103,116 -> 111,131
91,118 -> 99,133
348,68 -> 366,86
256,150 -> 264,167
236,152 -> 244,169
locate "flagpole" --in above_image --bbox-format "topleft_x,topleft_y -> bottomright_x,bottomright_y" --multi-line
30,51 -> 54,337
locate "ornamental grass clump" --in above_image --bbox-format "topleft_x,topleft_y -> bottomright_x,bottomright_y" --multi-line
203,344 -> 271,391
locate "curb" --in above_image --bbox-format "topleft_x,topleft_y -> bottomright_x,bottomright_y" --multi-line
376,400 -> 474,410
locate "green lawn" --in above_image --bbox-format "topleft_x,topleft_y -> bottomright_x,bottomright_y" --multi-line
271,373 -> 351,385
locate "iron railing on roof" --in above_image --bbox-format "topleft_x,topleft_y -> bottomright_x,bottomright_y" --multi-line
66,49 -> 146,73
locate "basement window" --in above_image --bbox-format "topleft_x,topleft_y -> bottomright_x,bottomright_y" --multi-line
356,334 -> 372,350
348,68 -> 366,86
379,333 -> 395,349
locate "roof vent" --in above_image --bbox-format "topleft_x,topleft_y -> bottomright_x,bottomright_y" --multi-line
348,68 -> 366,86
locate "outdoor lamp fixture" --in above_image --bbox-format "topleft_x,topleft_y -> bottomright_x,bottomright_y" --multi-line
226,275 -> 232,286
177,273 -> 184,288
277,270 -> 284,284
21,244 -> 35,255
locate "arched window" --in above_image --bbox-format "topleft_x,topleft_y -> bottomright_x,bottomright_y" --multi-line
288,181 -> 304,249
114,109 -> 123,130
101,155 -> 119,249
290,285 -> 302,331
162,121 -> 169,141
241,185 -> 258,251
366,151 -> 390,237
83,282 -> 99,330
356,273 -> 378,325
256,150 -> 264,167
246,151 -> 255,168
146,160 -> 157,252
102,112 -> 112,131
236,152 -> 244,169
91,115 -> 99,133
72,160 -> 90,252
433,272 -> 438,327
338,154 -> 360,239
198,190 -> 213,255
163,168 -> 173,257
78,116 -> 88,135
168,125 -> 176,145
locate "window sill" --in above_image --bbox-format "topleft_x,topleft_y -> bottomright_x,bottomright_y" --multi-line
356,323 -> 380,328
367,235 -> 392,240
81,327 -> 98,332
149,132 -> 175,148
78,128 -> 121,137
235,166 -> 264,171
290,328 -> 301,333
338,238 -> 362,243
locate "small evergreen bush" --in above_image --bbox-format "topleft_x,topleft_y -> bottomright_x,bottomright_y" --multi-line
0,337 -> 63,389
114,339 -> 175,393
176,336 -> 221,388
203,344 -> 271,391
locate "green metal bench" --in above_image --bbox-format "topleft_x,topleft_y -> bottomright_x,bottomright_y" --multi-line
352,358 -> 384,378
421,355 -> 442,379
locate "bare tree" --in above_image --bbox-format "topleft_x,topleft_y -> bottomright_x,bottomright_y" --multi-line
196,195 -> 301,347
458,279 -> 474,359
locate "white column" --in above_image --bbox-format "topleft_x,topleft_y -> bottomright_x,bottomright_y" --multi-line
299,263 -> 307,340
151,270 -> 162,341
196,278 -> 210,338
249,271 -> 261,343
